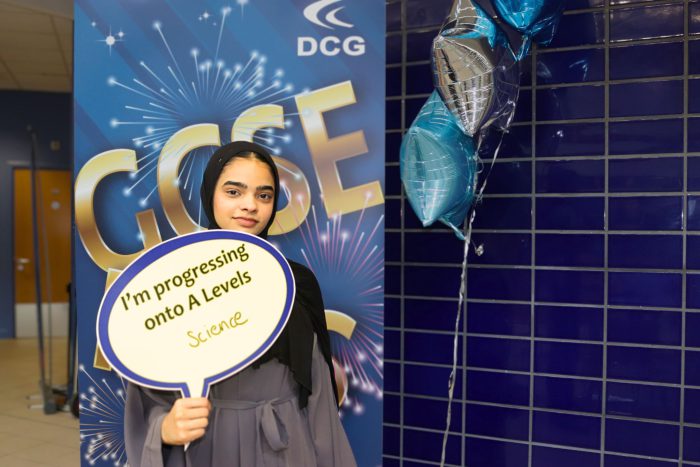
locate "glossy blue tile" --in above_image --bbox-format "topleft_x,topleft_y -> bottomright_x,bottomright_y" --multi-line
405,232 -> 463,263
690,0 -> 700,35
567,0 -> 604,8
386,67 -> 401,97
533,446 -> 598,467
610,41 -> 684,79
405,63 -> 432,95
536,86 -> 604,121
385,165 -> 401,196
608,308 -> 682,346
404,265 -> 460,297
500,125 -> 532,158
689,157 -> 700,191
468,336 -> 530,372
548,12 -> 605,48
384,394 -> 400,424
384,425 -> 400,456
609,119 -> 684,155
692,40 -> 700,74
685,388 -> 700,423
520,54 -> 532,87
485,161 -> 531,194
404,298 -> 457,331
533,376 -> 603,413
687,312 -> 700,346
386,264 -> 401,295
608,272 -> 682,308
690,274 -> 700,309
385,329 -> 400,360
403,428 -> 461,465
386,132 -> 402,163
536,197 -> 604,230
536,123 -> 605,157
406,29 -> 438,62
404,331 -> 461,365
535,305 -> 604,340
609,157 -> 684,193
535,234 -> 604,267
466,404 -> 529,441
611,3 -> 684,42
383,457 -> 400,467
404,396 -> 462,431
385,362 -> 399,392
467,370 -> 530,406
608,196 -> 683,231
606,382 -> 680,421
386,232 -> 400,262
472,197 -> 532,229
386,1 -> 401,32
605,419 -> 678,459
536,48 -> 604,85
691,197 -> 700,232
535,341 -> 603,377
615,80 -> 684,118
385,297 -> 400,327
533,411 -> 600,449
387,34 -> 401,64
607,346 -> 680,384
535,270 -> 604,304
605,455 -> 676,467
690,118 -> 700,153
608,234 -> 683,269
406,0 -> 452,28
685,426 -> 700,462
466,437 -> 528,467
404,363 -> 462,397
689,78 -> 700,113
687,350 -> 700,386
512,89 -> 532,123
536,159 -> 605,194
467,267 -> 531,301
386,198 -> 401,228
467,302 -> 531,336
469,233 -> 531,266
386,99 -> 401,130
405,97 -> 425,125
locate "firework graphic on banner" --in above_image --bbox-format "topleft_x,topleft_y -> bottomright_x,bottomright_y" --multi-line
106,8 -> 298,220
79,365 -> 127,466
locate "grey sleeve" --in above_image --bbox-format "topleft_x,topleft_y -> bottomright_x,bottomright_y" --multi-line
124,382 -> 171,467
306,340 -> 358,467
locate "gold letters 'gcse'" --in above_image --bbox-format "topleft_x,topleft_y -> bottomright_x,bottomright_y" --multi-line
74,82 -> 382,370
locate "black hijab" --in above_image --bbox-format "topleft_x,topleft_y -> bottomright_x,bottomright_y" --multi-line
200,141 -> 338,408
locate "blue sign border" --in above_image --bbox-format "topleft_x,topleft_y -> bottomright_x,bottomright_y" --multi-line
96,230 -> 296,397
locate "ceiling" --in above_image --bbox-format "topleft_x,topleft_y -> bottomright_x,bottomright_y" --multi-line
0,0 -> 72,93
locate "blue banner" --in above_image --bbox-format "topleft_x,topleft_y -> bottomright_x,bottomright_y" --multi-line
74,1 -> 384,465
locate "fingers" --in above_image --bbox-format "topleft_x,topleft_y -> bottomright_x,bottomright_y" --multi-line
162,398 -> 212,445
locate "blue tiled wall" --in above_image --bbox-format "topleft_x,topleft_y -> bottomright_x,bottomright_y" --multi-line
384,0 -> 700,465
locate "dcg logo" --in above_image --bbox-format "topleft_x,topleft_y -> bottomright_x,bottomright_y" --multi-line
297,0 -> 366,57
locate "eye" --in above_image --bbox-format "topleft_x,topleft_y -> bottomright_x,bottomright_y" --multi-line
258,192 -> 273,201
225,188 -> 240,196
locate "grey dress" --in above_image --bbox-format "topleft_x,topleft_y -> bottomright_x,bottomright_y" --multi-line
124,339 -> 357,466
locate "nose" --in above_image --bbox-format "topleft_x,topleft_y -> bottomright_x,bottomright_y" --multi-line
240,193 -> 258,212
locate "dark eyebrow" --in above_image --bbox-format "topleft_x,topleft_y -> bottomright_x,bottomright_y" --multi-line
257,185 -> 275,192
222,181 -> 247,189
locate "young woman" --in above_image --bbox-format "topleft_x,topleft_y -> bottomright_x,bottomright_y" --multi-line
124,141 -> 357,466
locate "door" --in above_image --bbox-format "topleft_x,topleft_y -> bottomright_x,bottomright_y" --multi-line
13,168 -> 72,338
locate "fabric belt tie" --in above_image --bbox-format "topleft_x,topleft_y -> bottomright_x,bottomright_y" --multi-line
210,395 -> 294,451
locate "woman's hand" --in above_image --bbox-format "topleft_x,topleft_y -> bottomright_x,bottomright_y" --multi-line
161,397 -> 211,445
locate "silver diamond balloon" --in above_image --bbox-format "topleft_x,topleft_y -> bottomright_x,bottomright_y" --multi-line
432,0 -> 520,136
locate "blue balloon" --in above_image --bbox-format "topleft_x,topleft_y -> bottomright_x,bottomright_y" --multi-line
400,91 -> 478,239
493,0 -> 565,53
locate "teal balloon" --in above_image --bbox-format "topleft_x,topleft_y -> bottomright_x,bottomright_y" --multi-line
493,0 -> 565,54
400,91 -> 478,239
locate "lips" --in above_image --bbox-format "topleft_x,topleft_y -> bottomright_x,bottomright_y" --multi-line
234,217 -> 258,228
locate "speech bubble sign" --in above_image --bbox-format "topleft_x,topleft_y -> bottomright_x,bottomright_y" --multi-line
96,230 -> 295,398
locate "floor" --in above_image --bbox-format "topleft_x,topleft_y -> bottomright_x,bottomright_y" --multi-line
0,337 -> 80,466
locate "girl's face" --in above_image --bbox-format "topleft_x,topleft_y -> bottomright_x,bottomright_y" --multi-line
212,157 -> 275,236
